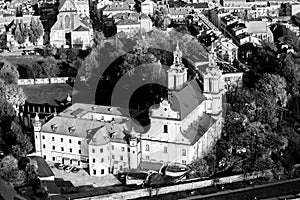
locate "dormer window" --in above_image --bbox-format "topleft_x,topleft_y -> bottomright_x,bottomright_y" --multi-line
51,124 -> 58,131
68,126 -> 75,133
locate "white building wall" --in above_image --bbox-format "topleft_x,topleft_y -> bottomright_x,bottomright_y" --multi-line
38,132 -> 88,168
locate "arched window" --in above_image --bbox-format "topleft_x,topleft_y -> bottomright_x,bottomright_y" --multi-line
65,15 -> 71,29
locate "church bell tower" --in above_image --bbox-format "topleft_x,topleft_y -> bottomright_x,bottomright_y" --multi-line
203,43 -> 224,119
167,41 -> 188,91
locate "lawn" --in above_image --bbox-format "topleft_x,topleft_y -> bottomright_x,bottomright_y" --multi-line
21,83 -> 76,106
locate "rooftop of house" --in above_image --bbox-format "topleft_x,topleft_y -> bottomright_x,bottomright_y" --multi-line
186,2 -> 208,9
167,7 -> 191,15
103,2 -> 131,12
246,21 -> 268,33
221,15 -> 237,23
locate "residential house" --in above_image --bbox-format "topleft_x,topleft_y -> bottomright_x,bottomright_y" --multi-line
116,13 -> 153,35
215,37 -> 238,64
50,0 -> 93,49
141,0 -> 157,15
185,2 -> 209,13
141,43 -> 223,165
167,7 -> 191,22
245,21 -> 273,43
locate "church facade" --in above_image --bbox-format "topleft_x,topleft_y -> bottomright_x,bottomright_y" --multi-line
50,0 -> 93,49
141,43 -> 224,166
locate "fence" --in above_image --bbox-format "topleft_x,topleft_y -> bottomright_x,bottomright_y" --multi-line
17,77 -> 74,85
76,170 -> 274,200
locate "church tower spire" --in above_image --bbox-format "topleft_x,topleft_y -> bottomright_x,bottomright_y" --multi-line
167,41 -> 187,91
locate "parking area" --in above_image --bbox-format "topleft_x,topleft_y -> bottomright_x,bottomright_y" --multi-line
47,162 -> 121,188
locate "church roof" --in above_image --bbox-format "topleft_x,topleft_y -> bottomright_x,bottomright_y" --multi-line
58,0 -> 76,12
181,113 -> 216,145
73,25 -> 89,31
169,79 -> 206,120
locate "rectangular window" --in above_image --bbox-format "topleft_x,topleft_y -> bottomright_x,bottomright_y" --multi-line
69,139 -> 72,143
101,158 -> 104,162
43,155 -> 46,160
61,138 -> 63,142
163,147 -> 167,153
146,156 -> 150,160
101,169 -> 104,174
43,144 -> 46,148
79,150 -> 81,154
182,160 -> 186,164
92,148 -> 95,153
112,145 -> 114,150
146,144 -> 149,151
164,125 -> 168,133
52,137 -> 54,141
112,155 -> 115,159
93,158 -> 95,163
42,135 -> 45,139
78,161 -> 80,166
100,148 -> 103,153
52,146 -> 55,150
182,149 -> 186,156
69,148 -> 72,153
52,157 -> 55,161
78,141 -> 81,145
93,169 -> 96,175
120,166 -> 123,171
61,147 -> 64,151
120,156 -> 123,161
121,147 -> 125,152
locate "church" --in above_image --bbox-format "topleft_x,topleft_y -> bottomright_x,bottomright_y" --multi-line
50,0 -> 93,49
140,42 -> 224,166
33,43 -> 224,176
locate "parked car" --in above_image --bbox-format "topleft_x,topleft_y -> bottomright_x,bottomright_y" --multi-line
57,163 -> 65,170
71,167 -> 80,173
64,166 -> 73,173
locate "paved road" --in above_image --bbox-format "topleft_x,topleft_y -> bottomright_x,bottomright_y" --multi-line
181,178 -> 300,200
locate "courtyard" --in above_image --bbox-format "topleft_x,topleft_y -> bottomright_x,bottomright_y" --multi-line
47,162 -> 121,188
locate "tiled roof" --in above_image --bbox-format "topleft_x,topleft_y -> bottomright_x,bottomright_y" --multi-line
103,2 -> 131,11
169,79 -> 206,120
186,2 -> 208,9
181,113 -> 216,145
168,8 -> 190,15
41,116 -> 105,138
73,25 -> 89,31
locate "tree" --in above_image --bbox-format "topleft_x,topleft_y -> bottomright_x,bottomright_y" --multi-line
30,63 -> 46,78
41,57 -> 60,78
256,74 -> 287,106
5,84 -> 26,110
190,157 -> 210,177
14,20 -> 28,46
0,61 -> 19,85
28,17 -> 43,45
0,155 -> 25,185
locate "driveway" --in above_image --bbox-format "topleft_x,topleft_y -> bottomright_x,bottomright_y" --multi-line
47,162 -> 121,188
